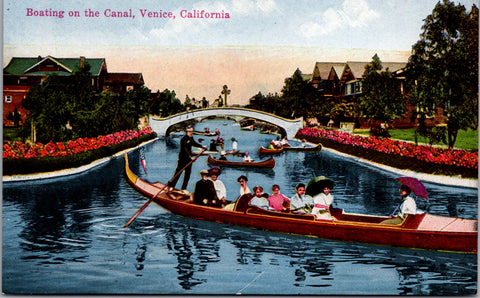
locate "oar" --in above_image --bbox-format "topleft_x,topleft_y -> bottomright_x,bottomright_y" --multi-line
123,147 -> 207,228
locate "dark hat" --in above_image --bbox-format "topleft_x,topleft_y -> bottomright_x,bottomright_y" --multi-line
208,167 -> 221,176
237,175 -> 248,182
306,176 -> 334,196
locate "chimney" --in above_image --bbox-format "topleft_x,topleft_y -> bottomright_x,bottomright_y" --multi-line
37,55 -> 42,62
80,56 -> 86,69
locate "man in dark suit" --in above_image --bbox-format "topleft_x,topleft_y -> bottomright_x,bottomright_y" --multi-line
193,170 -> 222,206
168,126 -> 205,191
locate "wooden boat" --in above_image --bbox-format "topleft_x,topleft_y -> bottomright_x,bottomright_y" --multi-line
192,149 -> 241,156
193,131 -> 219,136
207,155 -> 275,168
258,146 -> 284,155
283,143 -> 322,152
124,154 -> 478,253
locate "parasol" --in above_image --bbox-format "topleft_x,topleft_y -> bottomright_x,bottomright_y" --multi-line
395,177 -> 428,200
306,176 -> 334,197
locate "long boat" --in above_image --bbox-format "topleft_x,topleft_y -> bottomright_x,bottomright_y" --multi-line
283,143 -> 322,152
259,144 -> 322,155
207,155 -> 275,168
124,154 -> 477,253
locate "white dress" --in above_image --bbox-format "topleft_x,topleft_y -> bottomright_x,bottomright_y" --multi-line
212,179 -> 227,200
310,193 -> 335,220
399,196 -> 417,218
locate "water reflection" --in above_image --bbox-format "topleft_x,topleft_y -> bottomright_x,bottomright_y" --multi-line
147,215 -> 476,295
3,161 -> 125,257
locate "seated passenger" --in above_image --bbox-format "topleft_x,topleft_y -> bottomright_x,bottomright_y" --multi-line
310,186 -> 335,220
219,151 -> 227,160
237,175 -> 251,196
208,167 -> 228,204
268,184 -> 290,212
243,151 -> 253,162
209,139 -> 217,151
249,186 -> 269,209
194,170 -> 222,207
381,185 -> 417,225
290,183 -> 313,213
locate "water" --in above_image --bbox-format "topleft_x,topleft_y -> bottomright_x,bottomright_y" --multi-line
2,119 -> 477,295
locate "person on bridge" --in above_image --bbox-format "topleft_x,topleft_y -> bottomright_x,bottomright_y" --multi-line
168,126 -> 206,191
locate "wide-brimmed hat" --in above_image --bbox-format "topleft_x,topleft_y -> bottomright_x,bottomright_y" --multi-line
208,167 -> 221,176
200,169 -> 210,175
306,176 -> 334,196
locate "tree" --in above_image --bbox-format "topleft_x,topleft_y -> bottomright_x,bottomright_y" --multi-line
150,89 -> 183,117
406,0 -> 478,148
23,65 -> 151,142
357,54 -> 406,130
221,85 -> 231,107
280,68 -> 321,119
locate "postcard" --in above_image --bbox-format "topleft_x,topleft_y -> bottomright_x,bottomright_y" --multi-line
3,0 -> 478,295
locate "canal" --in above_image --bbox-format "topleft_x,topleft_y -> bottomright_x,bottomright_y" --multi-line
2,119 -> 477,295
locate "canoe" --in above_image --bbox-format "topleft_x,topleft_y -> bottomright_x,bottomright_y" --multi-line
192,149 -> 241,156
207,155 -> 275,168
258,146 -> 284,155
124,154 -> 478,253
283,143 -> 322,152
193,131 -> 219,136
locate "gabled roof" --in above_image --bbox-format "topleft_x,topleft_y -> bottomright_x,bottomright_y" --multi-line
313,62 -> 346,80
345,62 -> 368,79
3,56 -> 106,76
345,61 -> 407,78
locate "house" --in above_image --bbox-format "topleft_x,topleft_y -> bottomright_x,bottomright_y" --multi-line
3,55 -> 145,126
103,73 -> 145,94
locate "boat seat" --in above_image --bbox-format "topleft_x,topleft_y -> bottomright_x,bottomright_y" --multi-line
233,194 -> 253,212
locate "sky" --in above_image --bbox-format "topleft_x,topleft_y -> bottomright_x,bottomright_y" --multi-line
3,0 -> 478,105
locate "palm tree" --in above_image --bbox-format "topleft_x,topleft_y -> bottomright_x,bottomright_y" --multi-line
221,85 -> 231,107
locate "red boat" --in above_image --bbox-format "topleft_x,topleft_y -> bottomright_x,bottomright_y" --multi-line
124,154 -> 477,253
258,146 -> 284,155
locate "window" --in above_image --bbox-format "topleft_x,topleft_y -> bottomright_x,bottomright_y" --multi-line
5,96 -> 12,103
346,84 -> 352,95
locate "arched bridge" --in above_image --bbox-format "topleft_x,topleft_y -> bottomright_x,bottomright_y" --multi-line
149,107 -> 304,139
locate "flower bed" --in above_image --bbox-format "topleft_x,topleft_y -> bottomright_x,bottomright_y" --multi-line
296,127 -> 478,178
3,127 -> 156,175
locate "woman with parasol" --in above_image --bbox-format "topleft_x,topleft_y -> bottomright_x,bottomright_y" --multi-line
306,176 -> 336,220
381,177 -> 426,225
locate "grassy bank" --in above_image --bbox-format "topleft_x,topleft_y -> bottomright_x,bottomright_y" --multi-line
354,128 -> 478,151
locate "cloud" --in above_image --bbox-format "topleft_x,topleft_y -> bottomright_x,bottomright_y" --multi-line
231,0 -> 277,15
299,0 -> 379,38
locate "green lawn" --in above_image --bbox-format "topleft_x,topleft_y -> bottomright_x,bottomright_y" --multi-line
354,128 -> 478,151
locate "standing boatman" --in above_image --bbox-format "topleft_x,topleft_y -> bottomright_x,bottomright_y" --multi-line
168,126 -> 206,191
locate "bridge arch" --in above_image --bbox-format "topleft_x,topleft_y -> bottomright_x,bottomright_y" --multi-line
149,107 -> 303,139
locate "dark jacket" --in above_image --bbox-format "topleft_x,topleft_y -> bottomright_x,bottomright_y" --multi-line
194,179 -> 219,205
179,135 -> 203,161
